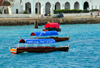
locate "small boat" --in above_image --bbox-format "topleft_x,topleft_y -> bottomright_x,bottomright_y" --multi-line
9,38 -> 70,54
9,45 -> 70,54
43,22 -> 61,32
48,36 -> 70,42
30,31 -> 70,42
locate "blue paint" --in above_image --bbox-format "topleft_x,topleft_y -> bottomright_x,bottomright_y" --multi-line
21,38 -> 56,44
0,24 -> 100,68
31,31 -> 58,36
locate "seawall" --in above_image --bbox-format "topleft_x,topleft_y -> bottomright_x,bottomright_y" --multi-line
0,16 -> 100,26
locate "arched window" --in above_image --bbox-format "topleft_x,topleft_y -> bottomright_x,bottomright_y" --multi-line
35,2 -> 41,14
25,2 -> 31,14
65,2 -> 70,9
74,2 -> 79,9
55,2 -> 60,10
84,2 -> 89,10
45,2 -> 51,13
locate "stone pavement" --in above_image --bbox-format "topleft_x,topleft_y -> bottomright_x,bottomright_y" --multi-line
0,15 -> 100,20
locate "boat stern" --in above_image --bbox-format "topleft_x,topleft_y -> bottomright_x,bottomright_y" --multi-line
9,47 -> 17,54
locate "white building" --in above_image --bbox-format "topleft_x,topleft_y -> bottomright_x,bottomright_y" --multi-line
0,0 -> 100,15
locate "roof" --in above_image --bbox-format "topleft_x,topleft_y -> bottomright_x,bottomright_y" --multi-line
0,0 -> 10,6
30,31 -> 58,36
0,0 -> 4,6
44,22 -> 60,28
19,38 -> 56,44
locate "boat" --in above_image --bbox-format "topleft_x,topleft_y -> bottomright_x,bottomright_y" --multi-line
9,38 -> 70,54
9,45 -> 70,54
30,31 -> 70,42
43,22 -> 61,32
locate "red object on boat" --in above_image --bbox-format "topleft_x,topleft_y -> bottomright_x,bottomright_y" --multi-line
30,32 -> 35,36
44,22 -> 60,28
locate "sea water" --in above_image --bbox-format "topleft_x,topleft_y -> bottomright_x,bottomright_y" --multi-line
0,24 -> 100,68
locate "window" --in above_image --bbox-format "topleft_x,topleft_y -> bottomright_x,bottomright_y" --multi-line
16,9 -> 18,14
4,9 -> 6,14
20,0 -> 22,3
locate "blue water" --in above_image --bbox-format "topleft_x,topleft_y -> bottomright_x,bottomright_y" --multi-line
0,24 -> 100,68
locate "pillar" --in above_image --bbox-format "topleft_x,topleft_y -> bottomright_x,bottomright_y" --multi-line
41,4 -> 44,15
61,4 -> 65,9
50,4 -> 54,16
34,21 -> 38,28
22,2 -> 25,11
8,7 -> 12,14
70,2 -> 74,9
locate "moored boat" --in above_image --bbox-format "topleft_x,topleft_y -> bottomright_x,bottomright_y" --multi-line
30,31 -> 70,42
9,38 -> 70,54
9,45 -> 70,54
43,22 -> 61,32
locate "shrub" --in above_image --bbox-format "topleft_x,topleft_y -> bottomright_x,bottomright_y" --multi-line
0,9 -> 2,14
90,9 -> 99,11
83,9 -> 89,13
23,10 -> 28,14
54,9 -> 83,14
4,1 -> 11,6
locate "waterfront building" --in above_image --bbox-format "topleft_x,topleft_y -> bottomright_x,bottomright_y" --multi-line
0,0 -> 100,15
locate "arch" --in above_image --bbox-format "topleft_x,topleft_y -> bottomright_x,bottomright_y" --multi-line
74,2 -> 79,9
45,2 -> 51,14
25,2 -> 31,14
65,2 -> 70,9
84,2 -> 89,10
35,2 -> 41,14
55,2 -> 60,10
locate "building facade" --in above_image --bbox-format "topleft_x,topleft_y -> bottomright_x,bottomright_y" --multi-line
0,0 -> 100,15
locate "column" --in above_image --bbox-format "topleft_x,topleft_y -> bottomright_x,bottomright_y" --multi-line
31,2 -> 33,14
2,7 -> 4,14
61,4 -> 65,9
70,2 -> 74,9
50,4 -> 54,16
8,7 -> 12,14
22,2 -> 25,11
32,0 -> 35,14
41,4 -> 44,15
90,0 -> 92,10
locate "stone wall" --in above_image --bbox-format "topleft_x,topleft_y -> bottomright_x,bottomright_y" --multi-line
0,17 -> 100,26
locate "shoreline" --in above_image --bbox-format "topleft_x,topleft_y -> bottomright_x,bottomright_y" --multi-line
0,15 -> 100,26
